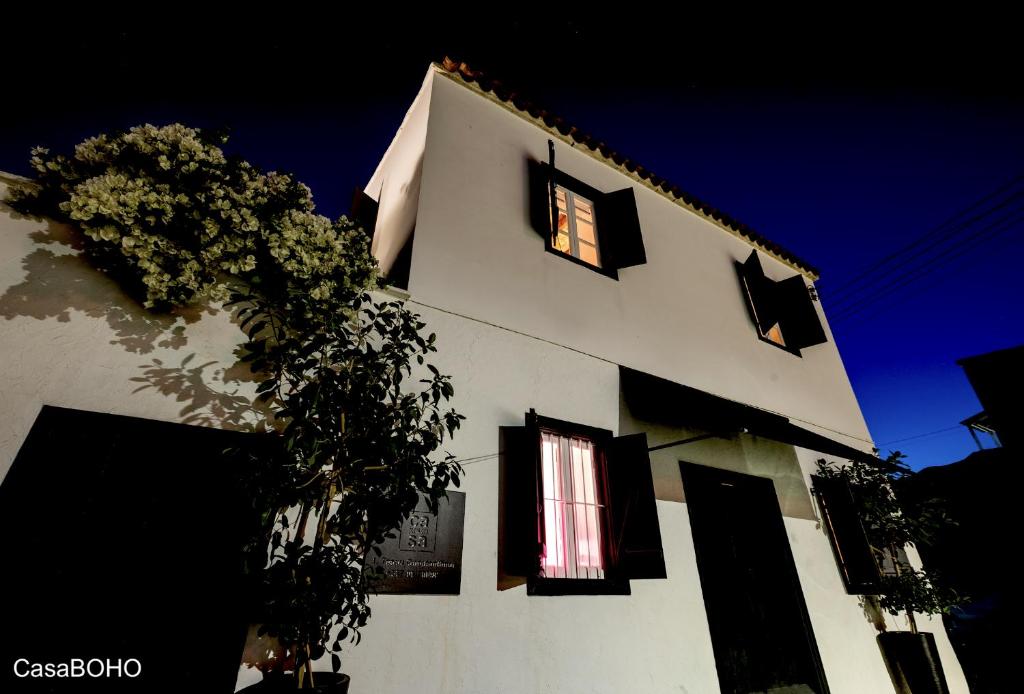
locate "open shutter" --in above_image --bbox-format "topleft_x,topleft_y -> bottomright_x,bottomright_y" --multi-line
595,187 -> 647,269
527,160 -> 554,241
812,475 -> 882,594
498,414 -> 543,583
739,250 -> 781,336
777,275 -> 828,349
607,432 -> 667,579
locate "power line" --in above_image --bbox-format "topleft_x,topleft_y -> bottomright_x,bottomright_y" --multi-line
877,426 -> 964,446
829,208 -> 1024,323
830,225 -> 1024,328
821,175 -> 1024,306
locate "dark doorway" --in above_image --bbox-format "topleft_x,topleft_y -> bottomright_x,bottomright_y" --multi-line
680,462 -> 830,694
0,406 -> 260,693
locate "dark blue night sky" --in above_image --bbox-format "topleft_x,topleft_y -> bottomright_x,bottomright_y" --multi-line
3,14 -> 1020,470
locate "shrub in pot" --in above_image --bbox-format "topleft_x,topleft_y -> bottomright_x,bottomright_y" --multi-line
816,453 -> 961,694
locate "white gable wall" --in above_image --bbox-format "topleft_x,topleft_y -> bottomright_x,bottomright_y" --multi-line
354,67 -> 969,694
409,69 -> 870,450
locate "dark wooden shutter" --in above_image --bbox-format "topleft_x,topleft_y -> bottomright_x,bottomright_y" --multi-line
607,432 -> 667,579
350,188 -> 379,236
498,415 -> 543,582
527,160 -> 554,240
776,274 -> 828,349
595,187 -> 647,269
739,250 -> 781,335
812,475 -> 882,594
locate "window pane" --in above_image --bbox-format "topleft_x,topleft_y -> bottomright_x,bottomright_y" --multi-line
764,322 -> 786,346
555,232 -> 572,254
575,218 -> 596,244
540,431 -> 604,579
577,243 -> 599,267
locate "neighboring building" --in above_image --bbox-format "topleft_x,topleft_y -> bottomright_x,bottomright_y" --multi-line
899,345 -> 1022,693
957,344 -> 1023,451
0,58 -> 972,694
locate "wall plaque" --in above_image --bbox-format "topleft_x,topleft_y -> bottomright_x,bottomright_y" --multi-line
365,491 -> 465,594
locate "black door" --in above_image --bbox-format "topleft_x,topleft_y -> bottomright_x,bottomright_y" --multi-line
0,406 -> 259,693
681,462 -> 829,694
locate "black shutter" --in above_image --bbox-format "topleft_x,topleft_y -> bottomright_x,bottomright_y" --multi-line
498,415 -> 542,582
527,160 -> 554,240
607,432 -> 667,579
739,250 -> 781,336
350,189 -> 379,236
812,475 -> 882,594
776,274 -> 828,349
595,187 -> 647,269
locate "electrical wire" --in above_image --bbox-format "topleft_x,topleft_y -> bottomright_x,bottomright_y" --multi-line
822,175 -> 1024,306
877,426 -> 964,446
829,208 -> 1024,323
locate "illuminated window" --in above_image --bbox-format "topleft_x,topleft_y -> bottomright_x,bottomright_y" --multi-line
737,250 -> 828,355
551,185 -> 602,268
742,271 -> 787,347
540,430 -> 606,579
499,410 -> 667,595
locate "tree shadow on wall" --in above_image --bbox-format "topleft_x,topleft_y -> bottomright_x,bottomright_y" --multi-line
0,215 -> 211,354
1,203 -> 269,432
130,352 -> 274,432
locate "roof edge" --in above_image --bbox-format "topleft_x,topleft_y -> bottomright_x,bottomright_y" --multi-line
433,59 -> 820,281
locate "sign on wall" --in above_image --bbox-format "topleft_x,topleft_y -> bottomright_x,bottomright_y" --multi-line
364,491 -> 465,595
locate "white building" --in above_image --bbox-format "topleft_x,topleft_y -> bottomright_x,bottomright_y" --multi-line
0,58 -> 970,694
347,59 -> 970,694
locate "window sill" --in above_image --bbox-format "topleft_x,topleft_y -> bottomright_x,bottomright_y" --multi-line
543,243 -> 619,280
757,333 -> 804,358
381,284 -> 411,301
527,576 -> 631,596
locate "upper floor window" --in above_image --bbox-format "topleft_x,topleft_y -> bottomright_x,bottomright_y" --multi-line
737,250 -> 828,356
552,186 -> 602,269
740,271 -> 787,347
528,159 -> 647,278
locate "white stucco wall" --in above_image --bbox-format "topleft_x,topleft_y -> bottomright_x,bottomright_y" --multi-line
344,67 -> 970,694
366,69 -> 433,277
0,177 -> 261,486
406,69 -> 872,453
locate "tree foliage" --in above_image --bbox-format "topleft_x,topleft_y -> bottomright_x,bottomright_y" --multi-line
9,124 -> 465,688
815,453 -> 961,632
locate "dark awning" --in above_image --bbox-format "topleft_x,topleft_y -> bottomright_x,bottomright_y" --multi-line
620,366 -> 883,467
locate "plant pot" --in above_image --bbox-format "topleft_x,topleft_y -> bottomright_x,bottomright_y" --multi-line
877,632 -> 949,694
239,672 -> 351,693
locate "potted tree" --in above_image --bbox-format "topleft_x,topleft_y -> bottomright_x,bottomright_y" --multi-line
816,454 -> 960,694
8,124 -> 465,691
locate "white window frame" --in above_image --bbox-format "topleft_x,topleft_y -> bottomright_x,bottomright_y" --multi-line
552,185 -> 602,268
539,429 -> 606,580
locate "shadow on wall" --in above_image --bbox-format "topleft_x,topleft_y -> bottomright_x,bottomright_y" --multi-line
0,216 -> 208,353
0,202 -> 265,432
131,353 -> 272,432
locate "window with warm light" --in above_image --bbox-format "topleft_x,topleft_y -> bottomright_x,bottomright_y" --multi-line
741,273 -> 787,348
540,430 -> 606,579
736,250 -> 828,356
499,410 -> 667,595
551,185 -> 602,268
527,159 -> 648,278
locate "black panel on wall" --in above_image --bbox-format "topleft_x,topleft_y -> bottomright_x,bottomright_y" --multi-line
0,406 -> 261,693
